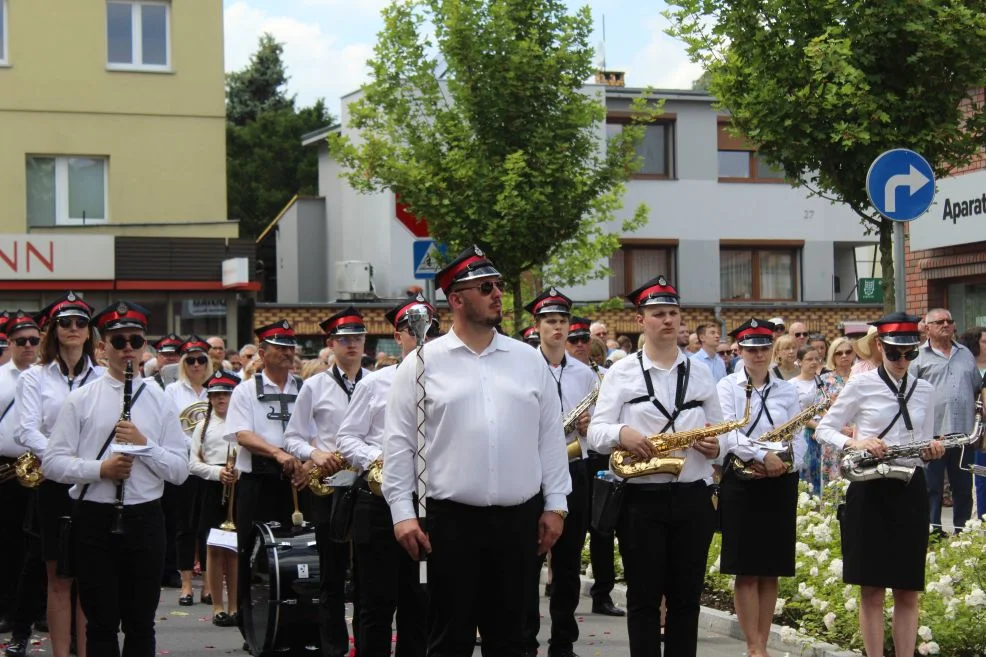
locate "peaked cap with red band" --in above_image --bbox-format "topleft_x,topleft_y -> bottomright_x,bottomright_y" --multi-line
385,294 -> 438,331
320,306 -> 367,336
38,292 -> 94,330
870,312 -> 921,347
521,325 -> 540,347
568,316 -> 591,339
6,310 -> 39,335
153,333 -> 184,354
627,275 -> 680,307
435,245 -> 500,295
0,311 -> 9,348
207,369 -> 240,393
93,301 -> 150,333
255,320 -> 296,347
181,335 -> 210,355
729,318 -> 776,347
524,287 -> 572,316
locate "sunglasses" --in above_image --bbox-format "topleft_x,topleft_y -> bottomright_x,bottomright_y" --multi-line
185,355 -> 209,366
884,348 -> 919,362
454,280 -> 506,295
57,316 -> 90,330
834,350 -> 854,357
928,318 -> 955,326
108,334 -> 146,350
13,337 -> 41,347
567,336 -> 590,345
334,335 -> 366,345
793,332 -> 808,338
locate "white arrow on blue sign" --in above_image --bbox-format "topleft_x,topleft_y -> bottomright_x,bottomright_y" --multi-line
865,149 -> 935,222
413,239 -> 447,280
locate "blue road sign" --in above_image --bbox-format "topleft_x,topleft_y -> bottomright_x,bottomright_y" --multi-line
865,149 -> 935,222
413,240 -> 447,280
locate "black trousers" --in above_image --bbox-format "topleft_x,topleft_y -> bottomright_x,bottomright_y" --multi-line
585,451 -> 616,601
8,530 -> 45,641
426,495 -> 541,657
160,483 -> 179,578
74,500 -> 165,657
616,482 -> 716,657
523,460 -> 588,655
311,494 -> 355,657
175,478 -> 199,571
0,474 -> 29,619
926,446 -> 974,531
352,490 -> 427,657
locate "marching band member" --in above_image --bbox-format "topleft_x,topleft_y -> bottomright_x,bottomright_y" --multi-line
587,276 -> 722,657
147,334 -> 183,389
0,311 -> 10,366
189,370 -> 239,627
14,292 -> 104,657
44,301 -> 189,657
717,319 -> 802,657
282,307 -> 370,657
336,296 -> 435,657
164,336 -> 214,606
0,312 -> 41,657
816,313 -> 942,657
521,325 -> 540,348
151,332 -> 185,589
225,320 -> 304,640
383,246 -> 571,657
521,289 -> 599,657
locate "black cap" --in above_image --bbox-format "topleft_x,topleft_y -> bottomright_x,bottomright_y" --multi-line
6,310 -> 39,335
524,287 -> 573,316
729,318 -> 776,347
568,317 -> 591,339
626,275 -> 679,307
207,369 -> 240,393
153,333 -> 184,354
521,326 -> 540,346
0,311 -> 9,347
93,301 -> 150,332
320,306 -> 367,336
385,294 -> 438,331
37,292 -> 94,330
435,245 -> 500,295
181,335 -> 210,355
870,312 -> 921,347
255,320 -> 297,347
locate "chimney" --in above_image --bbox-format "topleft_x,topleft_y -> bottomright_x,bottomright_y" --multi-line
594,70 -> 625,87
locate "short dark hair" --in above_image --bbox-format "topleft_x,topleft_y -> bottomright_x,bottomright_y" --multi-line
960,328 -> 986,357
695,323 -> 717,339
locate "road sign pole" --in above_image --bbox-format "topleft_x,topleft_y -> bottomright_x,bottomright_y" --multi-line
894,221 -> 906,312
425,278 -> 436,306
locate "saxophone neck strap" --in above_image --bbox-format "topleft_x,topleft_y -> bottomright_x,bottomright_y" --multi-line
627,351 -> 698,433
331,365 -> 362,402
541,349 -> 566,408
876,366 -> 917,436
741,370 -> 774,437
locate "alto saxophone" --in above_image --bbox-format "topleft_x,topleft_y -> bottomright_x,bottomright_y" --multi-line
611,383 -> 753,479
841,401 -> 985,483
0,452 -> 44,488
563,363 -> 605,461
308,451 -> 359,496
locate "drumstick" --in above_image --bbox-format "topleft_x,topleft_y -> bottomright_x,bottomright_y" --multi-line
291,487 -> 303,527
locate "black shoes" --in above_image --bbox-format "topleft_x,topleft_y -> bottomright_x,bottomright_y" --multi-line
548,651 -> 580,657
4,638 -> 27,657
591,598 -> 626,617
201,594 -> 213,605
178,594 -> 194,606
212,612 -> 236,627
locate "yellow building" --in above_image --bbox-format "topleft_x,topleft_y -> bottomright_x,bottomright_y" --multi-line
0,1 -> 255,346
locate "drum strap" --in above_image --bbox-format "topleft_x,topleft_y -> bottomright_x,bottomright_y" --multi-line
254,374 -> 303,430
876,366 -> 916,437
627,352 -> 699,433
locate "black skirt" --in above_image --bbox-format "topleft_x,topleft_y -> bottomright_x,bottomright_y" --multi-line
720,466 -> 798,577
38,480 -> 74,562
840,468 -> 928,591
196,479 -> 228,535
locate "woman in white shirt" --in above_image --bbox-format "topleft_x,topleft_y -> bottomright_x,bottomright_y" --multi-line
189,370 -> 239,627
164,336 -> 213,606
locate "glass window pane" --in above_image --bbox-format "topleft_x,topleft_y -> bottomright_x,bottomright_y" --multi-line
605,122 -> 622,141
26,158 -> 56,228
67,158 -> 106,221
630,249 -> 668,290
720,250 -> 753,300
756,154 -> 785,179
759,250 -> 793,299
637,125 -> 666,175
609,248 -> 625,297
718,151 -> 750,178
107,3 -> 133,64
141,4 -> 167,66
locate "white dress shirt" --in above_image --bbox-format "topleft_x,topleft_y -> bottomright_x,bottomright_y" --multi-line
0,363 -> 26,458
382,329 -> 571,525
14,359 -> 104,457
190,415 -> 231,481
44,375 -> 189,503
225,371 -> 303,473
816,368 -> 935,469
165,379 -> 209,415
540,350 -> 600,459
283,366 -> 370,461
337,365 -> 396,471
791,377 -> 819,411
718,369 -> 805,468
587,347 -> 724,485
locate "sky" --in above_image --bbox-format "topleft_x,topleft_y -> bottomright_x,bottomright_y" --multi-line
222,0 -> 703,117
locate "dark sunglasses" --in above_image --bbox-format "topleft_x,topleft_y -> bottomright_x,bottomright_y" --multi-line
454,280 -> 505,295
13,337 -> 41,347
185,355 -> 209,366
834,349 -> 854,357
57,316 -> 90,330
567,336 -> 590,345
928,318 -> 955,326
716,349 -> 731,355
884,348 -> 919,362
108,334 -> 146,350
793,332 -> 808,338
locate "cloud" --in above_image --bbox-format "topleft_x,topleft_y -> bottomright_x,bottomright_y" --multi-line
224,1 -> 374,116
623,14 -> 704,90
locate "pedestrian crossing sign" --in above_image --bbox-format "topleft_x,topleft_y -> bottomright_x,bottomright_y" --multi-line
413,240 -> 447,280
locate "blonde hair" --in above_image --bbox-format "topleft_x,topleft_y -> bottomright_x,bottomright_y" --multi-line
300,359 -> 329,380
177,351 -> 214,385
771,334 -> 797,366
825,337 -> 854,371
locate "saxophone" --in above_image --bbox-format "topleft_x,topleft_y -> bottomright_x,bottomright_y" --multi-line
563,375 -> 603,461
367,458 -> 383,496
610,382 -> 753,479
308,451 -> 360,496
841,401 -> 985,483
732,381 -> 831,480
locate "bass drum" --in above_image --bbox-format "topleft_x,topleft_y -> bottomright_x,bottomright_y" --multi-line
244,522 -> 321,656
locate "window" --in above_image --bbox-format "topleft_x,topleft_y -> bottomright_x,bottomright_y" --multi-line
26,156 -> 108,226
0,0 -> 7,65
720,247 -> 799,301
107,1 -> 170,70
609,244 -> 677,297
717,119 -> 786,182
607,116 -> 674,178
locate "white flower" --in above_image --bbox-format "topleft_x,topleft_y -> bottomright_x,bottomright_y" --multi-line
797,582 -> 815,600
824,576 -> 837,586
918,626 -> 933,641
818,600 -> 829,611
774,598 -> 786,615
967,518 -> 983,530
828,558 -> 843,577
823,612 -> 836,631
964,587 -> 986,609
798,491 -> 811,507
844,598 -> 857,612
926,641 -> 940,655
964,558 -> 977,568
779,626 -> 798,645
843,585 -> 854,598
918,643 -> 930,655
926,552 -> 936,565
810,566 -> 819,577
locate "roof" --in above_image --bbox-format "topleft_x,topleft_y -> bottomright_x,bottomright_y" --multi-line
603,86 -> 716,103
255,195 -> 325,244
301,124 -> 341,146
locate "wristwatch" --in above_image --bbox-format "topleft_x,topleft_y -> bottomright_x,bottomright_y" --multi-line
548,509 -> 568,520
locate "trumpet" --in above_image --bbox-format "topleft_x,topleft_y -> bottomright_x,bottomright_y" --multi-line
219,447 -> 237,531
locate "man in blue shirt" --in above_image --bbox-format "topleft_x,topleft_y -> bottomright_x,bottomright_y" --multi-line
689,323 -> 727,382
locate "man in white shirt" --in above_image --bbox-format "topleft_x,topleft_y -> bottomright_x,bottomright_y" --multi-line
0,312 -> 10,367
689,322 -> 727,382
382,245 -> 571,656
44,301 -> 189,657
587,275 -> 723,657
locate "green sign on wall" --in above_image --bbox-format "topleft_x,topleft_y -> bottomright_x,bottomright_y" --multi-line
858,278 -> 883,303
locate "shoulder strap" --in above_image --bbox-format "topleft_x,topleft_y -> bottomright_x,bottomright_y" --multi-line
154,372 -> 165,390
627,352 -> 693,433
0,399 -> 15,426
75,383 -> 147,505
876,367 -> 917,438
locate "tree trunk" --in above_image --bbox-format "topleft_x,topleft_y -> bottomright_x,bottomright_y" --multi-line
512,279 -> 524,336
879,217 -> 895,314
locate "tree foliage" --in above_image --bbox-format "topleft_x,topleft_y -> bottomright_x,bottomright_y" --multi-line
665,0 -> 986,311
226,34 -> 334,239
328,0 -> 653,327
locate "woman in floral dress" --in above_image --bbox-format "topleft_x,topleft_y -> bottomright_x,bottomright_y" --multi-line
804,338 -> 855,494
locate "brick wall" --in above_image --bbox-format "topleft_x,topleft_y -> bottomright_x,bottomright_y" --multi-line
904,225 -> 986,315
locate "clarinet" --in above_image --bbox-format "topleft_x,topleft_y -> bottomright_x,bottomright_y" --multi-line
110,360 -> 134,535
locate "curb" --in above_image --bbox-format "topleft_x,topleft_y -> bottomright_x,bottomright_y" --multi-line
542,570 -> 861,657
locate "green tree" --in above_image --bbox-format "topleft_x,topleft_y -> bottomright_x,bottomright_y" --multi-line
665,0 -> 986,311
328,0 -> 653,328
226,34 -> 334,238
